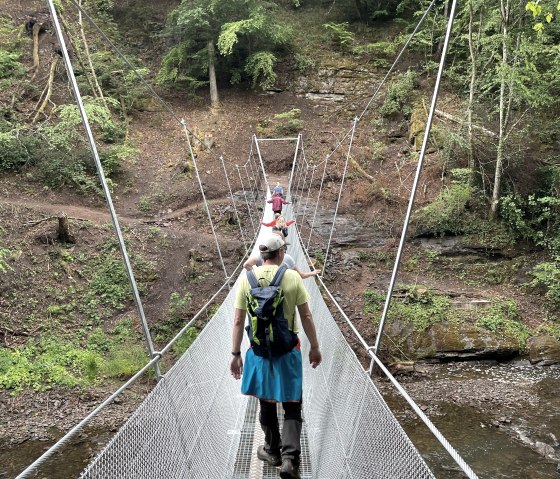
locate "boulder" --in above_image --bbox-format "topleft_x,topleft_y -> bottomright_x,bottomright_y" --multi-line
385,320 -> 520,361
527,335 -> 560,365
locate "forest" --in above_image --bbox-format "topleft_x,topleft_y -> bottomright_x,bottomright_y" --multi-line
1,0 -> 560,477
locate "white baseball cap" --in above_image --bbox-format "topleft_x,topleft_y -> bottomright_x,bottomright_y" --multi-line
259,233 -> 286,252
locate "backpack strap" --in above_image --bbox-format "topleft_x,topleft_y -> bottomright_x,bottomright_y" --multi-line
246,269 -> 259,289
269,264 -> 288,287
246,263 -> 287,288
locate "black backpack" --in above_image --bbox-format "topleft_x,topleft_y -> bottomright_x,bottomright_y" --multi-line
245,264 -> 298,360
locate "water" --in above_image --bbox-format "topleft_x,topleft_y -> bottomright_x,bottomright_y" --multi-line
0,429 -> 113,479
3,362 -> 558,478
381,361 -> 560,479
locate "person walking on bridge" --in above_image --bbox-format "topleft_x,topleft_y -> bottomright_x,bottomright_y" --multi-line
230,233 -> 322,479
243,231 -> 320,279
268,192 -> 290,215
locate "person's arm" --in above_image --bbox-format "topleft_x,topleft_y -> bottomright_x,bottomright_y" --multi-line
297,302 -> 321,368
230,308 -> 245,379
243,256 -> 258,270
267,198 -> 273,203
282,198 -> 290,205
261,220 -> 275,227
295,266 -> 321,279
285,220 -> 295,227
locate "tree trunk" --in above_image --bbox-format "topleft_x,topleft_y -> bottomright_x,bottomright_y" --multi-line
208,40 -> 220,109
466,0 -> 478,171
30,22 -> 41,80
32,55 -> 58,123
57,213 -> 75,243
490,0 -> 510,219
78,0 -> 107,109
436,0 -> 450,57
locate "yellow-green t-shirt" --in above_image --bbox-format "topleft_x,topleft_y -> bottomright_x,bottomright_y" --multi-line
234,265 -> 310,333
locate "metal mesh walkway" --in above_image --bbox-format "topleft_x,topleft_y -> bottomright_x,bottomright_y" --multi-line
80,203 -> 434,479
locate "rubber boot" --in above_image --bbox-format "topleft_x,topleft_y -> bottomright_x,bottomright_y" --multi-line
258,401 -> 282,467
257,425 -> 282,467
280,419 -> 302,479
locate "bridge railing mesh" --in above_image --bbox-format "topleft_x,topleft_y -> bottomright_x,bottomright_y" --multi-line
80,202 -> 434,478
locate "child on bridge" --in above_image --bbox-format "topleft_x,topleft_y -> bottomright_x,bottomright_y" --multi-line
267,192 -> 289,215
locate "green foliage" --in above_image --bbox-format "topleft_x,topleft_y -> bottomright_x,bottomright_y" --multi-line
102,343 -> 148,379
0,247 -> 11,273
0,313 -> 151,394
476,301 -> 530,346
412,181 -> 472,236
500,193 -> 560,253
244,51 -> 277,89
172,327 -> 198,356
364,285 -> 454,331
35,98 -> 127,194
293,53 -> 315,72
323,22 -> 354,49
529,261 -> 560,309
257,108 -> 303,136
352,41 -> 395,57
169,291 -> 192,322
0,49 -> 24,79
0,128 -> 41,171
535,319 -> 560,340
380,70 -> 416,117
0,336 -> 102,393
526,0 -> 560,33
161,0 -> 290,92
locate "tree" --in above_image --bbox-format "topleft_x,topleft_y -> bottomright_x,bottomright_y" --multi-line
158,0 -> 291,107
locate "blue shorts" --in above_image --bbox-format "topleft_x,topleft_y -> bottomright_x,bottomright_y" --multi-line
241,345 -> 303,403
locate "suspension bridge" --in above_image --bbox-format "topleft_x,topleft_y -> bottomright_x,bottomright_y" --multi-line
13,0 -> 483,477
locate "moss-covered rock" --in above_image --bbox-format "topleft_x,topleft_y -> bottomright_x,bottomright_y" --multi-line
527,335 -> 560,365
386,320 -> 520,361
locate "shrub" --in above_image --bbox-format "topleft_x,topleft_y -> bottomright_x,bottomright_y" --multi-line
380,70 -> 417,117
476,301 -> 529,346
323,22 -> 354,50
0,129 -> 40,171
245,51 -> 277,90
273,109 -> 303,135
529,261 -> 560,309
364,286 -> 454,331
102,342 -> 149,379
412,182 -> 472,236
172,327 -> 198,356
0,49 -> 24,79
169,291 -> 192,322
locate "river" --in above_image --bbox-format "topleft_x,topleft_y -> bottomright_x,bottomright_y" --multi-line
3,361 -> 559,478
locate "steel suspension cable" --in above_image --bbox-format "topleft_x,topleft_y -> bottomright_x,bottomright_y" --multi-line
295,142 -> 310,216
287,133 -> 301,198
236,165 -> 257,235
306,154 -> 329,251
180,121 -> 228,281
253,135 -> 269,193
356,0 -> 438,122
296,165 -> 310,223
243,164 -> 260,222
300,164 -> 316,232
373,0 -> 459,354
46,0 -> 161,379
323,118 -> 358,274
220,155 -> 248,252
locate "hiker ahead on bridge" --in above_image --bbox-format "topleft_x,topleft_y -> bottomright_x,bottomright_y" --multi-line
267,192 -> 290,215
230,233 -> 322,479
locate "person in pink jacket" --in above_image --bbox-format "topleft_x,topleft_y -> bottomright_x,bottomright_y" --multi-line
268,193 -> 290,214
